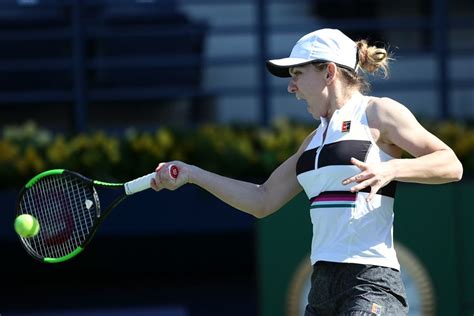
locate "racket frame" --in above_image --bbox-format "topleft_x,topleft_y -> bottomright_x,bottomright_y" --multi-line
16,169 -> 126,263
16,166 -> 177,263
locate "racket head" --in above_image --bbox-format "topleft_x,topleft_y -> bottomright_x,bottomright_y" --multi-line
15,169 -> 102,263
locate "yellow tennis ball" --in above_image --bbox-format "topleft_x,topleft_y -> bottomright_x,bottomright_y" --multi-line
14,214 -> 40,238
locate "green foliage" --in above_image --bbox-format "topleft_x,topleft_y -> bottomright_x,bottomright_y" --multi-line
1,120 -> 473,190
428,121 -> 474,173
0,120 -> 313,189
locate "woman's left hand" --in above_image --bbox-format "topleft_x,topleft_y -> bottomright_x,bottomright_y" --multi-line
342,157 -> 395,202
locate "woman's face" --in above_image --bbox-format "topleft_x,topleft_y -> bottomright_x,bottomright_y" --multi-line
288,64 -> 329,118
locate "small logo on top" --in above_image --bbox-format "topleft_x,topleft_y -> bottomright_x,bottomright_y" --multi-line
341,120 -> 351,132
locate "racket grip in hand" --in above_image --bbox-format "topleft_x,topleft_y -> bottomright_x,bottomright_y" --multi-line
124,164 -> 179,195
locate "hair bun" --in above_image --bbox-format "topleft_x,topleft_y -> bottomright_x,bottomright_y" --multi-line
356,40 -> 390,78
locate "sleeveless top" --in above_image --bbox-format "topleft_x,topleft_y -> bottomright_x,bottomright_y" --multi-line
296,94 -> 400,270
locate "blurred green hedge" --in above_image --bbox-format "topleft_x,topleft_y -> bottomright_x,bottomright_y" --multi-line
1,120 -> 473,189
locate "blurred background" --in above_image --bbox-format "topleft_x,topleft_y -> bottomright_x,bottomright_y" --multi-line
0,0 -> 472,315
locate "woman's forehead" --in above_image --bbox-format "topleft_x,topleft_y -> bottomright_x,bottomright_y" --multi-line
289,64 -> 312,74
291,64 -> 310,70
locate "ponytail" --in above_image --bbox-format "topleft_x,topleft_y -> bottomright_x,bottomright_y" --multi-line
356,40 -> 391,78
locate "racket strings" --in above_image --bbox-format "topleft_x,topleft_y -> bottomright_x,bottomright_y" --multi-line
18,174 -> 99,259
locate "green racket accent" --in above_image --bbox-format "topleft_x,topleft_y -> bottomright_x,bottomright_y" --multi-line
25,169 -> 65,188
93,180 -> 123,187
43,247 -> 84,264
18,169 -> 131,263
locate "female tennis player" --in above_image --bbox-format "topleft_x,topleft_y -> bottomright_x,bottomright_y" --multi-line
151,28 -> 463,315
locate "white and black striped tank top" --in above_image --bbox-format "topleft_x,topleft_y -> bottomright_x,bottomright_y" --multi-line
296,94 -> 400,270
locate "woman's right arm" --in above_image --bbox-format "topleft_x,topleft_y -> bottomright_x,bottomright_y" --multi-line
151,129 -> 316,219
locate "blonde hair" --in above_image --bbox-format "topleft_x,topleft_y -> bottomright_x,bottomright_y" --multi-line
313,40 -> 392,93
356,39 -> 391,78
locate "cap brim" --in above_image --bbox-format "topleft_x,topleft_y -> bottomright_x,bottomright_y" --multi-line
266,58 -> 313,77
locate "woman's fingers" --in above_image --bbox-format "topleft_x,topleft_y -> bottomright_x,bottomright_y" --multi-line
152,162 -> 187,191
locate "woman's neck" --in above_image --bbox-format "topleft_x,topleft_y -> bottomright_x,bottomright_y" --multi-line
326,88 -> 361,120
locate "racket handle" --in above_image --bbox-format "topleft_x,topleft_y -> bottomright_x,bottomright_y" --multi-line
124,164 -> 179,195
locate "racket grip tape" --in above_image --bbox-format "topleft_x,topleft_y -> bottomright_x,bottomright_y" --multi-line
124,164 -> 179,195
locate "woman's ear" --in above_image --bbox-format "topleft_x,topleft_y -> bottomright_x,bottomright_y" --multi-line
325,62 -> 337,82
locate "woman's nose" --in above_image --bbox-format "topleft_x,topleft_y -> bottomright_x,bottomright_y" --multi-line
287,79 -> 297,93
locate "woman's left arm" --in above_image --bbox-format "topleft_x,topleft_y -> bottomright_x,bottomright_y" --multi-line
343,97 -> 463,200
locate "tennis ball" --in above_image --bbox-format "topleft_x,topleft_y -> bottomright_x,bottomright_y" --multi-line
14,214 -> 40,238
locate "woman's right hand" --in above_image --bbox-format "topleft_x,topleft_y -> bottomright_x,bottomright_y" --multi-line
150,161 -> 191,192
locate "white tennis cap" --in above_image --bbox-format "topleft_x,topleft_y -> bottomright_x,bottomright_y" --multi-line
266,28 -> 358,77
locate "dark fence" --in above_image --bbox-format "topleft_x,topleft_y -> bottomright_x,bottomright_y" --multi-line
0,0 -> 472,132
0,0 -> 208,130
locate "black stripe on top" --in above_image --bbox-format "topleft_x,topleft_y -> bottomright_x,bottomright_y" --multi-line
296,147 -> 318,175
308,181 -> 398,200
318,140 -> 371,168
309,181 -> 397,200
360,180 -> 398,198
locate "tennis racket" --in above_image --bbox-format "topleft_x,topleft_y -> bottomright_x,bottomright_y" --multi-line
15,165 -> 179,263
